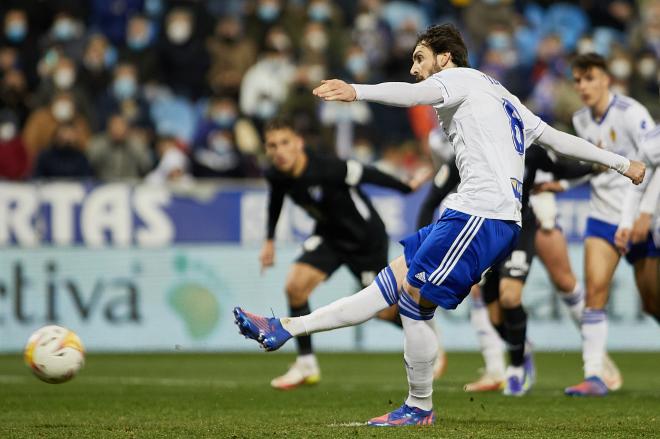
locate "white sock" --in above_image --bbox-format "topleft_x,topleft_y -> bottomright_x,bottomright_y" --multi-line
296,353 -> 318,369
560,283 -> 585,327
402,315 -> 437,411
470,299 -> 506,377
424,317 -> 443,353
281,281 -> 389,336
582,308 -> 607,378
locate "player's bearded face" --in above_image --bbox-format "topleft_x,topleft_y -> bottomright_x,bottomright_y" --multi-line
573,67 -> 610,107
265,128 -> 304,173
410,44 -> 443,82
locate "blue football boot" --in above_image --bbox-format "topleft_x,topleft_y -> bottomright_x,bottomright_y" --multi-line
367,404 -> 435,427
233,307 -> 292,351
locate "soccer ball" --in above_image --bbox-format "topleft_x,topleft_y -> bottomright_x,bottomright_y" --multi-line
24,325 -> 85,384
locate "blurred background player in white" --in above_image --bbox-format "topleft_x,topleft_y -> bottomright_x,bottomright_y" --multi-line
258,117 -> 443,390
559,53 -> 656,397
235,24 -> 644,426
615,126 -> 660,321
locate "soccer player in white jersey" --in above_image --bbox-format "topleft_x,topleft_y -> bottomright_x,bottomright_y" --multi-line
560,53 -> 657,397
615,127 -> 660,321
234,25 -> 644,426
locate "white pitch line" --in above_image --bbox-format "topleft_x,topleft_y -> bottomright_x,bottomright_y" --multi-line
0,374 -> 239,388
327,422 -> 367,427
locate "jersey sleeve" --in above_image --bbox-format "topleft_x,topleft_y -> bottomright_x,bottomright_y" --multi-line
624,104 -> 655,146
427,71 -> 468,109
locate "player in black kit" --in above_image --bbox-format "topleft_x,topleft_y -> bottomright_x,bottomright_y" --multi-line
260,117 -> 439,389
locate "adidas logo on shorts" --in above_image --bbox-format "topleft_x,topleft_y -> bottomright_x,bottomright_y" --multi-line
415,272 -> 426,283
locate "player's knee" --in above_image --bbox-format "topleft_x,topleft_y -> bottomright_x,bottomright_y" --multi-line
285,280 -> 310,307
553,274 -> 576,293
499,293 -> 521,308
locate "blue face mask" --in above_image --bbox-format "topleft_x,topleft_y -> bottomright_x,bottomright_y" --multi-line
212,111 -> 237,128
53,19 -> 76,41
308,3 -> 330,22
258,4 -> 280,22
113,77 -> 137,99
6,22 -> 27,43
488,33 -> 511,51
128,34 -> 149,50
346,55 -> 368,76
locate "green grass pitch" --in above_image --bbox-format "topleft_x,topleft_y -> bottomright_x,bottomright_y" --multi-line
1,352 -> 659,438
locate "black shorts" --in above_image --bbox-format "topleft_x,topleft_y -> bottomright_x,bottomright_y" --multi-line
296,235 -> 389,287
482,211 -> 537,304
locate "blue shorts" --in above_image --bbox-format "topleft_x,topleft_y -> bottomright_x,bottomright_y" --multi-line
585,217 -> 660,264
400,209 -> 520,310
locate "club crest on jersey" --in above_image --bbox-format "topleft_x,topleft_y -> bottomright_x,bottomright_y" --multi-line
308,185 -> 323,201
610,128 -> 616,142
510,178 -> 523,201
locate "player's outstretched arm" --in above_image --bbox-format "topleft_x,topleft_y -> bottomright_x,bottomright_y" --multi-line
536,125 -> 645,185
313,79 -> 444,107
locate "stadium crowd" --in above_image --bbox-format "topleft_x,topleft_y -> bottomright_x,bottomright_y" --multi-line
0,0 -> 658,183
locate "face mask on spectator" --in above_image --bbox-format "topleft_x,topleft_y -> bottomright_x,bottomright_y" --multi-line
346,55 -> 368,76
53,18 -> 76,41
5,20 -> 27,43
212,110 -> 237,128
113,76 -> 137,99
51,99 -> 74,121
53,68 -> 75,89
128,32 -> 150,50
308,3 -> 331,22
211,135 -> 233,153
637,58 -> 656,80
256,99 -> 277,120
0,122 -> 16,141
307,31 -> 328,51
576,38 -> 595,55
487,32 -> 511,51
609,58 -> 632,80
258,3 -> 280,22
167,20 -> 192,44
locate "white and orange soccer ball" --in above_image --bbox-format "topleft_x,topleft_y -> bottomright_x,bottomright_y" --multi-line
24,325 -> 85,384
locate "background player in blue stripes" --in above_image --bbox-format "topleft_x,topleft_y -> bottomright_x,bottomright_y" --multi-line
542,53 -> 656,397
234,24 -> 645,426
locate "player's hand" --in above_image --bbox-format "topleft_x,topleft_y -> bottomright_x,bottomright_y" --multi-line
259,240 -> 275,274
312,79 -> 357,102
408,166 -> 434,192
532,181 -> 565,194
631,212 -> 652,244
614,227 -> 631,255
623,160 -> 645,185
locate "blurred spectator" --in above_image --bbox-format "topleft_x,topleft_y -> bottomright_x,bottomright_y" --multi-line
191,96 -> 258,178
145,136 -> 192,185
0,109 -> 29,180
206,15 -> 257,98
0,68 -> 30,125
32,56 -> 94,126
158,7 -> 209,100
630,50 -> 660,117
32,122 -> 93,178
39,11 -> 87,61
88,114 -> 153,180
96,62 -> 152,134
245,0 -> 286,48
119,14 -> 161,84
239,26 -> 295,126
78,33 -> 115,103
1,8 -> 39,87
630,0 -> 660,57
23,92 -> 91,159
90,0 -> 143,46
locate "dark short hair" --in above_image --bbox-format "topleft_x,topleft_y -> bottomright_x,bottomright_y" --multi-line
264,116 -> 298,134
571,53 -> 609,74
416,23 -> 469,68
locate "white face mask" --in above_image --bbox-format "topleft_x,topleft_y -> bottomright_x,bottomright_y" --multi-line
53,68 -> 75,89
609,58 -> 632,80
306,31 -> 328,51
0,122 -> 16,141
167,20 -> 191,44
576,38 -> 595,55
52,100 -> 74,121
637,58 -> 657,79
